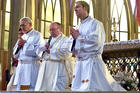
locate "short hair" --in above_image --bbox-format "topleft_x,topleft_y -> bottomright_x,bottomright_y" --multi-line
76,1 -> 90,14
20,17 -> 32,23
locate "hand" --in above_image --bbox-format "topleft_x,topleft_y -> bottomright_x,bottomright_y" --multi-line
11,57 -> 18,67
45,49 -> 50,54
45,43 -> 50,49
70,27 -> 80,40
12,57 -> 18,62
18,38 -> 26,48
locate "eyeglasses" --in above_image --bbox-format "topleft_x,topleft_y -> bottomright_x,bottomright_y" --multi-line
20,23 -> 29,27
49,27 -> 59,32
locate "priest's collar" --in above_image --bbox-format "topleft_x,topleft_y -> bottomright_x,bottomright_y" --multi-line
25,29 -> 33,35
81,16 -> 91,23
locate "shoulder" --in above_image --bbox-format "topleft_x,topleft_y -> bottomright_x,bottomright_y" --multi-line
93,18 -> 103,25
62,34 -> 68,40
32,29 -> 40,33
89,18 -> 104,29
89,17 -> 102,24
31,29 -> 42,36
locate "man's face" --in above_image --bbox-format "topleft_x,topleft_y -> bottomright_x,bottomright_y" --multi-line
20,20 -> 32,33
74,2 -> 86,18
49,23 -> 60,37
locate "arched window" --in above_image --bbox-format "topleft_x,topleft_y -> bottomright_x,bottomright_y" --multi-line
73,0 -> 94,26
0,0 -> 11,50
130,0 -> 135,14
111,0 -> 128,41
40,0 -> 61,39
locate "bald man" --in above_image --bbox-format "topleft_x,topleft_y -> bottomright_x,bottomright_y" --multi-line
35,22 -> 73,91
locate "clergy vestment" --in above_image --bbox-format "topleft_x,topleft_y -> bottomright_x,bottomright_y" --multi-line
71,16 -> 126,91
12,29 -> 44,91
35,34 -> 73,91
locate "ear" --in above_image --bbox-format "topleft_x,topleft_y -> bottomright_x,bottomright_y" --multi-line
29,23 -> 32,27
84,6 -> 88,13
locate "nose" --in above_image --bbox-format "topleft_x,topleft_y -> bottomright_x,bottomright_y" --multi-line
20,27 -> 24,31
74,7 -> 77,11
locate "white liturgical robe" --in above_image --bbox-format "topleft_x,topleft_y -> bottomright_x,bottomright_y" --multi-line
35,34 -> 73,91
71,16 -> 126,91
12,29 -> 45,91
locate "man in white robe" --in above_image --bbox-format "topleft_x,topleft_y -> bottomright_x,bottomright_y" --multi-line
70,1 -> 126,91
12,17 -> 44,91
35,22 -> 73,91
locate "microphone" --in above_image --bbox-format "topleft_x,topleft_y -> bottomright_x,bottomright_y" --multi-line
47,36 -> 52,49
42,36 -> 52,56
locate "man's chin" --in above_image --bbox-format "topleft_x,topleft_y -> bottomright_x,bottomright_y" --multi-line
76,14 -> 80,18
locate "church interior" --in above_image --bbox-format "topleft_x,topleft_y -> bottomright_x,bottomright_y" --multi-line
0,0 -> 140,91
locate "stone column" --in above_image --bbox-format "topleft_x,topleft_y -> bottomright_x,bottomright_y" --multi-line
93,0 -> 111,42
124,0 -> 138,40
0,0 -> 6,90
8,0 -> 24,70
62,0 -> 71,36
0,0 -> 6,49
67,0 -> 75,36
34,0 -> 41,31
0,0 -> 2,49
0,0 -> 1,10
26,0 -> 36,27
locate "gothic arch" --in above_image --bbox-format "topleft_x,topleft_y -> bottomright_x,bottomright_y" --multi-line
124,0 -> 138,40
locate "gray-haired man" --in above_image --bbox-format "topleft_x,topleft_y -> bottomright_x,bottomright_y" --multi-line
12,17 -> 45,91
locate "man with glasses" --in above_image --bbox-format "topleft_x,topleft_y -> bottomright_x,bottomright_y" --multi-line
12,17 -> 45,91
35,22 -> 73,91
